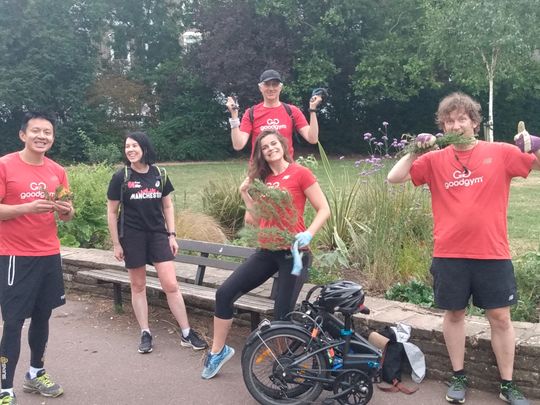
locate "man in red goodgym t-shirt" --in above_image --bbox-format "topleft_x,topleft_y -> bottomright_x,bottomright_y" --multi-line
387,92 -> 539,405
0,112 -> 74,403
226,69 -> 323,158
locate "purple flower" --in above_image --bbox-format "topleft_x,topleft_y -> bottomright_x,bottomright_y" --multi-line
363,132 -> 372,140
382,121 -> 389,127
381,135 -> 388,141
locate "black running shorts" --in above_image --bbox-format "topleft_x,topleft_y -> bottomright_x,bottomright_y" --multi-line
0,254 -> 66,322
120,226 -> 174,269
430,258 -> 517,310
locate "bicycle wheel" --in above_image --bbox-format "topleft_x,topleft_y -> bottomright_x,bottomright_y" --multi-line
242,327 -> 328,405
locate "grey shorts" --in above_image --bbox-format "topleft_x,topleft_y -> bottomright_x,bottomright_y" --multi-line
0,254 -> 66,322
430,258 -> 517,310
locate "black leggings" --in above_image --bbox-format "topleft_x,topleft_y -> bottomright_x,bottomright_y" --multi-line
0,305 -> 52,388
215,249 -> 311,320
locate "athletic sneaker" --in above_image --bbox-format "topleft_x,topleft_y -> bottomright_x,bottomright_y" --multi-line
201,345 -> 235,379
0,392 -> 17,405
446,374 -> 467,403
138,331 -> 153,353
23,369 -> 64,397
180,329 -> 208,350
500,382 -> 529,405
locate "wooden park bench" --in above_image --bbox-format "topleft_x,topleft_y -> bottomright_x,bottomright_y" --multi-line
77,239 -> 277,329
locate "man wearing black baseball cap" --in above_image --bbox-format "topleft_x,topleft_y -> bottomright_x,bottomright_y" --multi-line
226,69 -> 322,158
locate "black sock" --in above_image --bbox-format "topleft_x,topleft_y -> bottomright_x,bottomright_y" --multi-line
501,379 -> 512,386
453,369 -> 465,377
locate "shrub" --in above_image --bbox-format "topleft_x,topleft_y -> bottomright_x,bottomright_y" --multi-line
385,279 -> 434,307
315,140 -> 432,291
316,143 -> 363,250
201,175 -> 245,238
57,163 -> 113,248
78,129 -> 121,165
512,251 -> 540,322
175,210 -> 228,243
296,154 -> 319,170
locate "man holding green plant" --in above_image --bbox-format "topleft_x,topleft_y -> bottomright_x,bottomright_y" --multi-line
387,92 -> 540,405
0,112 -> 74,404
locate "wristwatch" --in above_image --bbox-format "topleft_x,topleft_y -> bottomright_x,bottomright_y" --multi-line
308,108 -> 318,113
167,231 -> 177,237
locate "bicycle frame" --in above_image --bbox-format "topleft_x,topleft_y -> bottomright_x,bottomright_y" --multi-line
242,284 -> 382,404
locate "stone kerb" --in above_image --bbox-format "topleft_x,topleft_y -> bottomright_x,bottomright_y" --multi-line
61,247 -> 540,399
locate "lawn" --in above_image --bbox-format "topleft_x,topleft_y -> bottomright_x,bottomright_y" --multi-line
165,158 -> 540,258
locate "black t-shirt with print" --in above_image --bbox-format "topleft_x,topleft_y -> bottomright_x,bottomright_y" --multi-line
107,165 -> 174,233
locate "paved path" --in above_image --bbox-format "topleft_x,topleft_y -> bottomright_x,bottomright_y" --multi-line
4,293 -> 537,405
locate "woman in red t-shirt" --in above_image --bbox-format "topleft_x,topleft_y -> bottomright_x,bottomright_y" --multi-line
201,129 -> 330,379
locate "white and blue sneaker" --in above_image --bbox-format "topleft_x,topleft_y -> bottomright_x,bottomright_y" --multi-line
201,345 -> 235,380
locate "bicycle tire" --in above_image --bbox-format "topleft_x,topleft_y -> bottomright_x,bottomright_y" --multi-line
242,327 -> 328,404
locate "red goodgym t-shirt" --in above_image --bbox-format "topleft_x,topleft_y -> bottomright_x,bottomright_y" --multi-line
259,163 -> 316,237
410,141 -> 535,259
0,152 -> 69,256
239,102 -> 308,158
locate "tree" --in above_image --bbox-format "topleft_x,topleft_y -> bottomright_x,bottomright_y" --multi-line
352,0 -> 439,103
191,0 -> 296,108
421,0 -> 540,141
0,0 -> 103,159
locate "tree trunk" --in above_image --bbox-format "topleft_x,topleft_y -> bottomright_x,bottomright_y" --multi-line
487,75 -> 494,142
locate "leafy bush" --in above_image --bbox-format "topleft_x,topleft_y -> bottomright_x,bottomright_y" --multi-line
315,140 -> 432,291
201,175 -> 245,238
296,154 -> 319,170
78,129 -> 121,165
512,251 -> 540,322
57,163 -> 112,248
316,143 -> 363,250
385,279 -> 434,307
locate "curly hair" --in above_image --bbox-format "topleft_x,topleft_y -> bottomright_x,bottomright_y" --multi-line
436,92 -> 483,133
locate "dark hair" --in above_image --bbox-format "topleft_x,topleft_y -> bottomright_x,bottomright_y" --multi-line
123,131 -> 157,165
248,130 -> 293,181
436,92 -> 483,133
20,111 -> 56,133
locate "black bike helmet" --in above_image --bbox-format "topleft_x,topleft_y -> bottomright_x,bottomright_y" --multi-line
318,281 -> 365,314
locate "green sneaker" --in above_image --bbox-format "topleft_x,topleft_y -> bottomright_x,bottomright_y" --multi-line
500,382 -> 529,405
0,392 -> 17,405
22,369 -> 64,397
446,374 -> 467,404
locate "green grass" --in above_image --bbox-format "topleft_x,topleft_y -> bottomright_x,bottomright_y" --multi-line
163,158 -> 540,258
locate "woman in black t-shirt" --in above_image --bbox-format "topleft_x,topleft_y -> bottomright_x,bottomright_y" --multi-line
107,132 -> 207,354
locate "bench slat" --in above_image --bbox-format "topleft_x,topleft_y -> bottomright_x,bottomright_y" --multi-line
174,254 -> 241,271
177,239 -> 255,259
78,269 -> 273,314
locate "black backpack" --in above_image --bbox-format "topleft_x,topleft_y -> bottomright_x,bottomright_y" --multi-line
248,103 -> 300,142
378,326 -> 418,394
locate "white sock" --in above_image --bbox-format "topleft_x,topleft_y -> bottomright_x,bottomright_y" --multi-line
141,329 -> 151,335
181,328 -> 190,338
0,388 -> 14,396
28,366 -> 43,379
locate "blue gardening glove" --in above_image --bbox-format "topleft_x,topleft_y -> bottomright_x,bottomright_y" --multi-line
291,240 -> 304,276
294,231 -> 312,248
